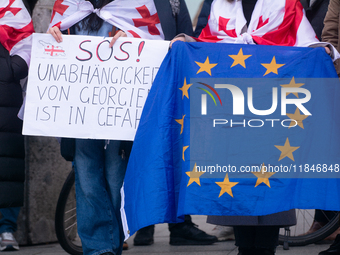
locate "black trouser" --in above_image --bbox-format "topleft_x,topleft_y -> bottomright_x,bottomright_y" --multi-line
314,210 -> 338,223
234,226 -> 280,250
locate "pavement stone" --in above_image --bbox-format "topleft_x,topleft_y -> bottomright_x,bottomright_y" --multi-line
0,215 -> 331,255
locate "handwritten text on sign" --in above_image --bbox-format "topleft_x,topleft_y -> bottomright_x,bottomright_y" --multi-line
23,33 -> 170,140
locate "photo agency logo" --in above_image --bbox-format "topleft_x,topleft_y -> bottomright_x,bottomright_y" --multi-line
197,77 -> 312,128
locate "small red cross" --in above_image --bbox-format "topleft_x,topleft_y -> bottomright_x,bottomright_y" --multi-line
50,0 -> 69,22
256,16 -> 269,30
218,17 -> 237,38
45,45 -> 65,56
132,5 -> 161,36
0,0 -> 21,19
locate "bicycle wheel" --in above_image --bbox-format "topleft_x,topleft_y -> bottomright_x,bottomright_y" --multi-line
279,209 -> 339,247
55,168 -> 83,255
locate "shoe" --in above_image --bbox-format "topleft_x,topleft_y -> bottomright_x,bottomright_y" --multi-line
123,241 -> 128,250
133,225 -> 154,246
319,234 -> 340,255
0,232 -> 19,251
254,248 -> 275,255
237,248 -> 255,255
169,222 -> 218,245
210,225 -> 235,241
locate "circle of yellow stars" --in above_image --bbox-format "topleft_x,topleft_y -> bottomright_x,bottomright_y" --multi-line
175,47 -> 309,199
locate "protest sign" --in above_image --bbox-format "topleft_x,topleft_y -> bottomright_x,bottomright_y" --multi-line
23,33 -> 169,140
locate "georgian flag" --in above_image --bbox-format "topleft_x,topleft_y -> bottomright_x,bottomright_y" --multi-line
0,0 -> 34,66
49,0 -> 164,40
199,0 -> 319,46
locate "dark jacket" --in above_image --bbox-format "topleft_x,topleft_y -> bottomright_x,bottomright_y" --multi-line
322,0 -> 340,76
300,0 -> 330,40
0,43 -> 27,208
207,210 -> 296,227
194,0 -> 213,38
154,0 -> 193,39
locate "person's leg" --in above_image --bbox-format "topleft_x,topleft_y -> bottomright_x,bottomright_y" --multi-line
74,139 -> 120,255
233,226 -> 256,255
104,140 -> 128,254
0,207 -> 20,251
133,225 -> 155,245
0,207 -> 20,234
168,215 -> 218,245
254,226 -> 279,255
315,210 -> 337,223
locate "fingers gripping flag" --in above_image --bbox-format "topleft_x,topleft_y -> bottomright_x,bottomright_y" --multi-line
0,0 -> 34,65
49,0 -> 164,40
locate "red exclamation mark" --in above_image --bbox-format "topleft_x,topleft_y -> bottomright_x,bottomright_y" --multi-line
137,41 -> 145,62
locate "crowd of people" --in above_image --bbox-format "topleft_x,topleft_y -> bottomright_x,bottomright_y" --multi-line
1,0 -> 340,255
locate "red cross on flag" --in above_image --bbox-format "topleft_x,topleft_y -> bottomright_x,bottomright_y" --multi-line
49,0 -> 164,40
39,40 -> 65,57
0,0 -> 34,65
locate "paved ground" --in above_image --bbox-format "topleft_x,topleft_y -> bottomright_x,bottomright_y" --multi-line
1,216 -> 331,255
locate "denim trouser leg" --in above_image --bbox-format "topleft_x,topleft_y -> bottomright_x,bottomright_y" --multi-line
0,207 -> 20,234
74,139 -> 127,255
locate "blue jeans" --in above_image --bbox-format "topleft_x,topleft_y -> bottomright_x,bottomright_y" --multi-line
0,207 -> 20,234
74,139 -> 127,255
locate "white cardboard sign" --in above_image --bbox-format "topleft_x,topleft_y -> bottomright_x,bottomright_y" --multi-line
23,33 -> 170,140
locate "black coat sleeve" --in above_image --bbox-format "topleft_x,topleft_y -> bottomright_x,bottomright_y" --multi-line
11,55 -> 28,81
194,0 -> 213,38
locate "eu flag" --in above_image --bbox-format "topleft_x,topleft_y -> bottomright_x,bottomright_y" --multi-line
123,42 -> 340,235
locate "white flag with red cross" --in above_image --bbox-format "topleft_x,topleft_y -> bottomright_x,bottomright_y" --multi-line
198,0 -> 319,47
0,0 -> 34,65
49,0 -> 164,40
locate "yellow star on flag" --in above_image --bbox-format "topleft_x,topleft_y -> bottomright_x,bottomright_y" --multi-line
280,77 -> 305,98
286,108 -> 309,129
229,48 -> 252,68
216,174 -> 238,198
186,163 -> 204,186
195,57 -> 217,76
182,146 -> 189,161
261,56 -> 285,76
175,115 -> 185,134
252,163 -> 276,188
179,78 -> 192,99
275,138 -> 300,161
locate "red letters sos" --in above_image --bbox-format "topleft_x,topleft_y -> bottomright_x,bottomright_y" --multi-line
76,40 -> 145,62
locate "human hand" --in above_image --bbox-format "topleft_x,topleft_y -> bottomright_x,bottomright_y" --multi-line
325,46 -> 331,55
47,26 -> 63,43
170,36 -> 186,48
109,30 -> 127,48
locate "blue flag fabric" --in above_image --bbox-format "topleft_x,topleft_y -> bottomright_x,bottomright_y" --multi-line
123,42 -> 340,235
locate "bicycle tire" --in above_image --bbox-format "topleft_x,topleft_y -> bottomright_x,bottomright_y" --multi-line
55,168 -> 83,255
279,210 -> 339,247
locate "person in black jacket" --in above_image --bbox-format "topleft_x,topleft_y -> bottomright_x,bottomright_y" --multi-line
0,42 -> 27,249
0,0 -> 34,251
